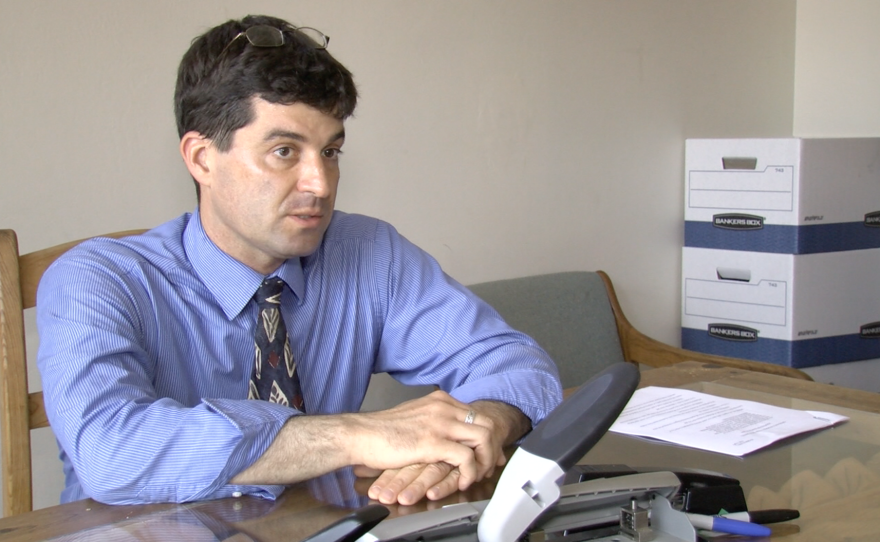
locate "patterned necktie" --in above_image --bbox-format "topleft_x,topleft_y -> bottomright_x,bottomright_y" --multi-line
248,278 -> 305,411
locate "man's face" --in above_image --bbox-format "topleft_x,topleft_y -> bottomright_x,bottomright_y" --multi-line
196,99 -> 345,274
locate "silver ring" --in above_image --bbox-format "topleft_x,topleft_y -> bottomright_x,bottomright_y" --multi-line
464,409 -> 476,424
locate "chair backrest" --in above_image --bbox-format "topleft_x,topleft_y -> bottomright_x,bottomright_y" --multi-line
467,272 -> 626,389
0,228 -> 145,517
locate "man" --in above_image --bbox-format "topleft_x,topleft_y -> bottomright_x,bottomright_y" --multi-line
37,14 -> 561,508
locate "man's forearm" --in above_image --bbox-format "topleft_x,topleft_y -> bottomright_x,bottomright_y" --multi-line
231,391 -> 501,488
230,414 -> 354,485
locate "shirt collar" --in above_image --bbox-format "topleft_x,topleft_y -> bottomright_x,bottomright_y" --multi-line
183,208 -> 305,320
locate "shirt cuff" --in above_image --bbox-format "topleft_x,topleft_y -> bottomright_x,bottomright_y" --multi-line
201,398 -> 299,496
211,483 -> 286,501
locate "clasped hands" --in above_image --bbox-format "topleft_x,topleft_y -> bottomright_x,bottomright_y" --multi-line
351,390 -> 528,506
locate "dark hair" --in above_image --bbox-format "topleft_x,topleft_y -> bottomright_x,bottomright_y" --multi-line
174,15 -> 358,196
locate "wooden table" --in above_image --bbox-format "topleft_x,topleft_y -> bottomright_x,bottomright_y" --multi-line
1,361 -> 879,541
584,362 -> 880,541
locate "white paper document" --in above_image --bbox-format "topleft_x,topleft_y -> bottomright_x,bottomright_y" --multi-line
609,386 -> 848,456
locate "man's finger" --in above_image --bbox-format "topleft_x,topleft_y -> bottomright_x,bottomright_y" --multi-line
425,464 -> 460,501
398,462 -> 455,505
367,463 -> 459,505
444,422 -> 498,480
369,464 -> 425,504
367,467 -> 402,501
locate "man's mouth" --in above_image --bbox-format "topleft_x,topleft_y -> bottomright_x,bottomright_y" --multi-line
288,211 -> 326,226
290,209 -> 323,219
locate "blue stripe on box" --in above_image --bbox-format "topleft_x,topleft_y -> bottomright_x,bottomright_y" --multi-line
684,221 -> 880,254
681,327 -> 880,368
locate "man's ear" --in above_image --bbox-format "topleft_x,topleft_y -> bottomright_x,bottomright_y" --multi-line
180,131 -> 213,187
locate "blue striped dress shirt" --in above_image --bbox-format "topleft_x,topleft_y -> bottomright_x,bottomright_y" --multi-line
36,209 -> 562,505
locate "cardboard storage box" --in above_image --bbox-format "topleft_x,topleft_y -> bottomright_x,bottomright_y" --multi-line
681,246 -> 880,368
684,138 -> 880,254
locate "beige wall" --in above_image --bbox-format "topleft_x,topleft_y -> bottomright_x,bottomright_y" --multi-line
1,0 -> 803,513
793,0 -> 880,136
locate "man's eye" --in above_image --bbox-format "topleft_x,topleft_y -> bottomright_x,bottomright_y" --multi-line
323,148 -> 343,159
275,147 -> 293,158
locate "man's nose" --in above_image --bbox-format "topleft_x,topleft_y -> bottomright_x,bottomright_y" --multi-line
297,153 -> 332,198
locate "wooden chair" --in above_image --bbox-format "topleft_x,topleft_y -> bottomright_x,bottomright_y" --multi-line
467,271 -> 811,388
0,228 -> 146,516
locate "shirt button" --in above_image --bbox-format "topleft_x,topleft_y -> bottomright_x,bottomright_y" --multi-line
232,491 -> 242,498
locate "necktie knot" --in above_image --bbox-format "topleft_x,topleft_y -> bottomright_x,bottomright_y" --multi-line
255,278 -> 285,307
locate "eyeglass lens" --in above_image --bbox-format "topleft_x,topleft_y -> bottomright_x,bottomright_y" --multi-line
243,25 -> 285,47
291,27 -> 329,49
243,25 -> 328,50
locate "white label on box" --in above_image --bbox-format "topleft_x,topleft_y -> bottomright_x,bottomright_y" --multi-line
684,278 -> 787,326
688,166 -> 794,212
